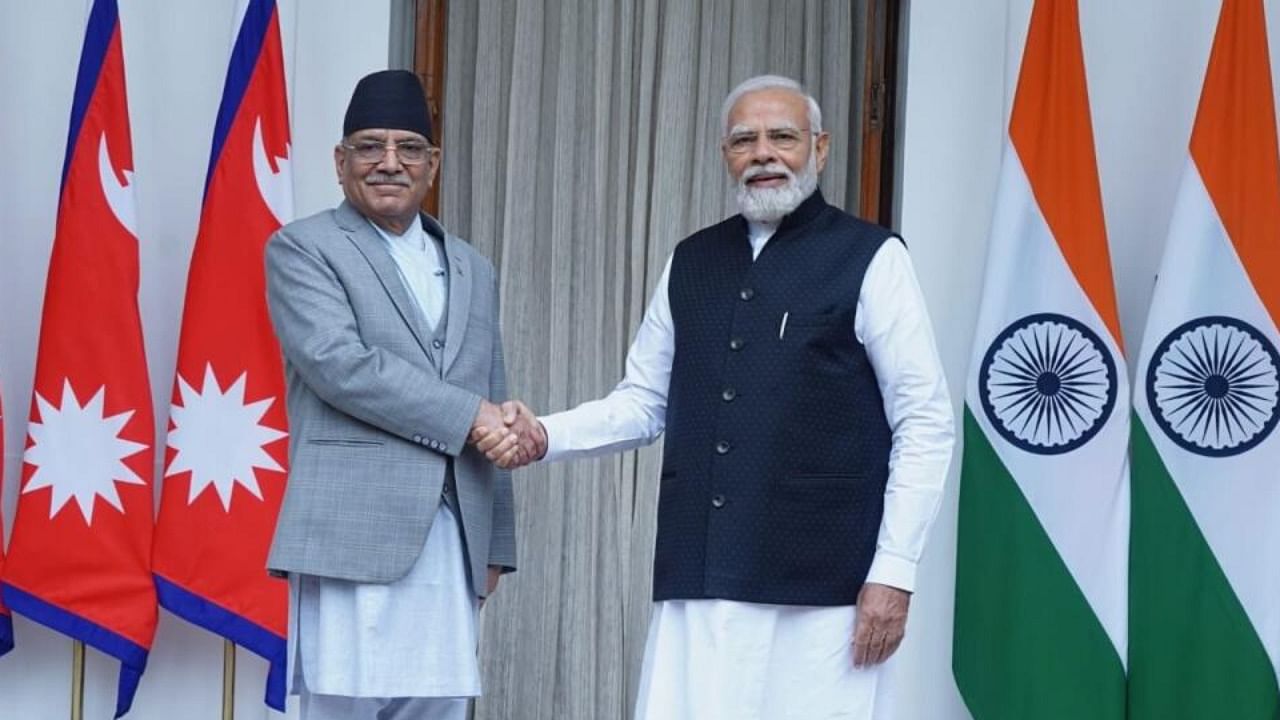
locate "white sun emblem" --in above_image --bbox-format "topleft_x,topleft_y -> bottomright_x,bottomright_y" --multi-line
166,364 -> 287,511
24,379 -> 149,524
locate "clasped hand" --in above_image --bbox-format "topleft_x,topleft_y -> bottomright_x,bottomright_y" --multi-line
468,400 -> 547,469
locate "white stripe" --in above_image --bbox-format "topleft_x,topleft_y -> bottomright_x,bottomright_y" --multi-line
967,143 -> 1130,664
1133,159 -> 1280,677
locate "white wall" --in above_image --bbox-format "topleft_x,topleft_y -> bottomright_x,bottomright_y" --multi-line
893,2 -> 1006,716
896,1 -> 1266,718
1,0 -> 1275,718
0,1 -> 392,717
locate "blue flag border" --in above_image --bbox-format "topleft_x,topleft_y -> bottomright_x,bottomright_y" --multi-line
1,582 -> 148,718
61,0 -> 118,193
0,612 -> 13,656
204,0 -> 279,197
154,574 -> 287,711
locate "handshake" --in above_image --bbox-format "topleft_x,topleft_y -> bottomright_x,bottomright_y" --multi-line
468,399 -> 547,469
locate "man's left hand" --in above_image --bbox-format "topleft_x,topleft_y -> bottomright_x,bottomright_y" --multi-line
481,565 -> 503,608
851,582 -> 911,669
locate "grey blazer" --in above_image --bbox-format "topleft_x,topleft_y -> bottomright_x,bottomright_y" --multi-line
263,200 -> 516,594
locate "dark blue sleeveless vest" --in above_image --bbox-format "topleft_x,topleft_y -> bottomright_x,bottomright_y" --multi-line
655,189 -> 895,606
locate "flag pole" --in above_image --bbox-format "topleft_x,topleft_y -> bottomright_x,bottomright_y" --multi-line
70,639 -> 85,720
222,639 -> 236,720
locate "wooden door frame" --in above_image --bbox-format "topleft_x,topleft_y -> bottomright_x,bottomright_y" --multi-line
857,0 -> 902,226
414,0 -> 448,217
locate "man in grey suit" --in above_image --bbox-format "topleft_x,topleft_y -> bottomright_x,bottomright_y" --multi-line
264,70 -> 528,720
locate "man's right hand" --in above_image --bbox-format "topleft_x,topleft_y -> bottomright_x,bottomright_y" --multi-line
501,400 -> 546,465
469,399 -> 521,467
471,400 -> 546,469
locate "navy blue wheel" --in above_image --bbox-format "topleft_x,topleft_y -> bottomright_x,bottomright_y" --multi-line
1146,315 -> 1280,457
979,313 -> 1118,455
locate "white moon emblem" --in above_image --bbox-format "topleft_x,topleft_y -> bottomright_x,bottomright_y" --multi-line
252,117 -> 293,225
97,132 -> 136,236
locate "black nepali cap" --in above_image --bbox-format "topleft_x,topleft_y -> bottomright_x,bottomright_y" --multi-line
342,69 -> 434,143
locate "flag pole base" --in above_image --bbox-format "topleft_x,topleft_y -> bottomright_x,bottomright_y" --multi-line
222,639 -> 236,720
70,639 -> 85,720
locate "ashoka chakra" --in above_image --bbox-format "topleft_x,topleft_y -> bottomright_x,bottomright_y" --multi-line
979,313 -> 1118,455
1146,316 -> 1280,457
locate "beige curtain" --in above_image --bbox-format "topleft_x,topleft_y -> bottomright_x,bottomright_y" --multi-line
439,2 -> 859,717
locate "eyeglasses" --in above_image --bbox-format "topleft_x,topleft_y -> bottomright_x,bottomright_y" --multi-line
342,139 -> 434,165
724,128 -> 815,155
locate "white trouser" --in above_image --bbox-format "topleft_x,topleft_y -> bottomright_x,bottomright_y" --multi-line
289,506 -> 481,699
299,689 -> 468,720
634,599 -> 896,720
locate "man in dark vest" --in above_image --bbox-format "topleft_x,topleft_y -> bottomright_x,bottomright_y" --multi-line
477,74 -> 954,720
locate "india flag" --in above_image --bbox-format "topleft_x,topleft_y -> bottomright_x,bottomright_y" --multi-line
953,1 -> 1128,717
1128,1 -> 1280,717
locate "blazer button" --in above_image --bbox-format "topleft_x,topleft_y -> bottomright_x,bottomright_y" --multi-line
721,387 -> 736,402
413,434 -> 423,443
711,494 -> 726,508
729,338 -> 744,351
739,288 -> 754,301
715,440 -> 731,455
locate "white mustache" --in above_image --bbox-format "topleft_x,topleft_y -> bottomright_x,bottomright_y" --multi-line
366,173 -> 410,186
741,163 -> 794,183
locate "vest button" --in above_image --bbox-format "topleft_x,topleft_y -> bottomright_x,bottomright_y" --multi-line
715,440 -> 731,455
739,288 -> 755,301
721,388 -> 736,402
711,494 -> 726,508
432,339 -> 445,349
729,338 -> 744,351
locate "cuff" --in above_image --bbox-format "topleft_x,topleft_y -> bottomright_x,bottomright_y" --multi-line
443,391 -> 484,457
865,551 -> 917,593
538,413 -> 571,462
487,521 -> 517,571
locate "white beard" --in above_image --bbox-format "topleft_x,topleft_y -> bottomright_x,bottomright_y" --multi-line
734,152 -> 819,223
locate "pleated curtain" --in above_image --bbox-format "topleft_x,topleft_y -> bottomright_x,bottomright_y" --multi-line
439,2 -> 860,717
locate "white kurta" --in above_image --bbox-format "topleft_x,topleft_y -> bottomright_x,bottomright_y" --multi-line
288,217 -> 480,702
291,505 -> 481,698
540,218 -> 954,719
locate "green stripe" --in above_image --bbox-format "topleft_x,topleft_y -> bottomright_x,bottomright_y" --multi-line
1128,416 -> 1279,719
954,408 -> 1125,720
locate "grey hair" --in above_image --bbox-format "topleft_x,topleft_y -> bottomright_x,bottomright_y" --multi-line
720,75 -> 823,136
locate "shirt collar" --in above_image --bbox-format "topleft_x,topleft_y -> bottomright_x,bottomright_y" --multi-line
370,215 -> 427,251
747,219 -> 779,241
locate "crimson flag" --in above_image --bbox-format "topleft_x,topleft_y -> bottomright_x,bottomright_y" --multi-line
0,1 -> 156,715
0,388 -> 12,657
151,0 -> 292,710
